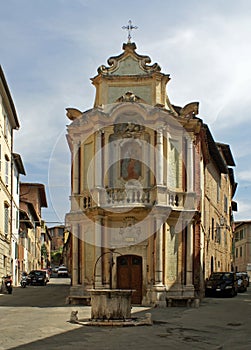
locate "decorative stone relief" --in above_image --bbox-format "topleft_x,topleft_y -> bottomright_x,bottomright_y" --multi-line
116,91 -> 146,103
119,216 -> 142,243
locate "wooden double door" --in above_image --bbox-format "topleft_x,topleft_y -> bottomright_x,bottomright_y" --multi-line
117,255 -> 142,304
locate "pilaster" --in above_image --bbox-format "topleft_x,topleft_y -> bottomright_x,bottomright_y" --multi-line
73,140 -> 80,194
71,224 -> 79,286
94,216 -> 103,288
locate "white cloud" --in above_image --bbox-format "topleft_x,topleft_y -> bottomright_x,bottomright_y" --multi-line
237,170 -> 251,183
234,200 -> 251,221
2,0 -> 251,223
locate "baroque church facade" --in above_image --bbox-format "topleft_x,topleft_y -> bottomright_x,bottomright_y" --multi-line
65,40 -> 236,306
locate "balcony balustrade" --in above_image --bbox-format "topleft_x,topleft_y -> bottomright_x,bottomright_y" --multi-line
70,186 -> 196,212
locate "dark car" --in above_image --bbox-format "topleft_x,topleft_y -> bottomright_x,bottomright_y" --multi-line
27,270 -> 47,286
205,272 -> 238,297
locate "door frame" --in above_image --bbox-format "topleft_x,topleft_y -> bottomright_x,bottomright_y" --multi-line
116,254 -> 143,304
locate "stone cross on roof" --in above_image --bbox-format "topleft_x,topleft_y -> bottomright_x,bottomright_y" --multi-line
122,20 -> 138,43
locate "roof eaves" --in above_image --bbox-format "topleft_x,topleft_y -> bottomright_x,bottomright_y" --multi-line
12,153 -> 26,175
216,143 -> 236,166
0,65 -> 20,129
204,125 -> 228,174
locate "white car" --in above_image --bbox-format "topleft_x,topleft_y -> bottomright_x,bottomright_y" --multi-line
53,266 -> 59,273
57,266 -> 68,277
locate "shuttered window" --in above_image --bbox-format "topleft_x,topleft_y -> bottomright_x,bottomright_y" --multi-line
4,204 -> 9,235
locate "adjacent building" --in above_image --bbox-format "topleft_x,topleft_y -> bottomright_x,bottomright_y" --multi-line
62,229 -> 72,274
201,136 -> 237,283
0,66 -> 20,278
41,221 -> 52,269
233,221 -> 251,278
19,183 -> 48,273
0,67 -> 54,286
48,225 -> 65,251
11,153 -> 26,285
48,225 -> 65,267
65,40 -> 237,305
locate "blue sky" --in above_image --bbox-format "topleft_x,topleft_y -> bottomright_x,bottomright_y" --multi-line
1,0 -> 251,225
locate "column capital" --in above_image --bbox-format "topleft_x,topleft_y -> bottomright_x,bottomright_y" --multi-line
94,215 -> 104,223
96,129 -> 103,136
156,128 -> 164,143
73,139 -> 81,147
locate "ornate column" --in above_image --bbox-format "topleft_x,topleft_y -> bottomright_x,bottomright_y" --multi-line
93,130 -> 105,207
156,129 -> 164,186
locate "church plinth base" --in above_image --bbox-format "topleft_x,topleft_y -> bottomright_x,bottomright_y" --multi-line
153,284 -> 166,308
166,284 -> 198,307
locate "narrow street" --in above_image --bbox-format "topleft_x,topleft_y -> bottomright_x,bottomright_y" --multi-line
0,277 -> 71,307
0,278 -> 251,349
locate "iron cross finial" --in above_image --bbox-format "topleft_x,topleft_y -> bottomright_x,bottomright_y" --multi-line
122,20 -> 138,43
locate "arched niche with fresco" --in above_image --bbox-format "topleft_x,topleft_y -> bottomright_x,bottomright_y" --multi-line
107,114 -> 151,189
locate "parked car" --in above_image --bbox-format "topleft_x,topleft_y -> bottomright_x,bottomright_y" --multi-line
205,272 -> 238,297
57,266 -> 68,277
236,273 -> 247,292
53,266 -> 59,273
236,272 -> 248,292
238,272 -> 249,287
27,270 -> 47,286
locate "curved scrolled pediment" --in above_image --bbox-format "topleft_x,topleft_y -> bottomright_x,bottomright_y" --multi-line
92,42 -> 170,107
97,42 -> 161,76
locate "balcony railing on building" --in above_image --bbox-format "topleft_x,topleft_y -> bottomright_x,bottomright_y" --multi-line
71,186 -> 196,212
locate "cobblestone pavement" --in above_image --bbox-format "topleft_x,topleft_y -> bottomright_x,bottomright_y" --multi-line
0,279 -> 251,349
